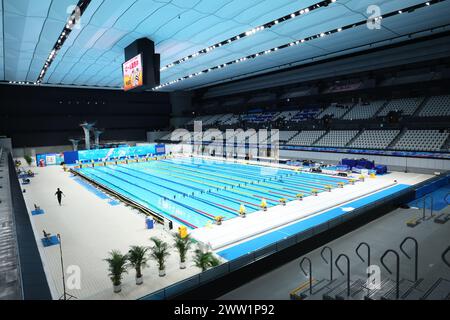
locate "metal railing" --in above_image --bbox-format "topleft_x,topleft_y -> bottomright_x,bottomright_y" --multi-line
381,249 -> 400,300
356,242 -> 371,279
400,236 -> 419,282
320,246 -> 333,282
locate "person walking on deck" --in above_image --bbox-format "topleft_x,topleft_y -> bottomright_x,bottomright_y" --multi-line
55,188 -> 65,206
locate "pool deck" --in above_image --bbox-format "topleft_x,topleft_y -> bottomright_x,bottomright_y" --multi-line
18,157 -> 432,300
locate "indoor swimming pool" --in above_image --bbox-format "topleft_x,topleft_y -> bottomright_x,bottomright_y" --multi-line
75,157 -> 350,229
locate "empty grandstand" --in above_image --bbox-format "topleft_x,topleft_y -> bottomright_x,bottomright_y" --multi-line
391,129 -> 449,152
288,131 -> 326,146
349,130 -> 400,150
343,101 -> 386,120
317,103 -> 353,119
314,130 -> 360,148
378,97 -> 424,117
418,95 -> 450,117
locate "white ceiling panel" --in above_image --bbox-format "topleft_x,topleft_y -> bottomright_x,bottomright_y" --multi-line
1,0 -> 449,90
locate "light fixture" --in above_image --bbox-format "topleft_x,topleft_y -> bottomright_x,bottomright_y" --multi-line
37,0 -> 92,83
159,0 -> 338,72
154,0 -> 442,90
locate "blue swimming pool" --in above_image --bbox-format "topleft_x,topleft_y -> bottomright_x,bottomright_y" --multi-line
75,157 -> 350,229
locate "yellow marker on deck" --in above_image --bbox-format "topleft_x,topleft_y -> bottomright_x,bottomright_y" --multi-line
178,226 -> 188,238
239,204 -> 246,215
261,198 -> 267,211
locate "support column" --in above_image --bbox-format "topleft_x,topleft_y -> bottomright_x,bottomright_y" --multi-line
80,122 -> 95,150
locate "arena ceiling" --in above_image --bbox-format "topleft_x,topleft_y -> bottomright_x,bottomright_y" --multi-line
1,0 -> 450,91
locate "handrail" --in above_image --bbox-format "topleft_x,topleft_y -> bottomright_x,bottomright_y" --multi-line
442,246 -> 450,269
380,249 -> 400,300
422,195 -> 434,220
355,242 -> 371,278
399,236 -> 419,281
335,254 -> 351,297
299,257 -> 313,295
320,246 -> 333,281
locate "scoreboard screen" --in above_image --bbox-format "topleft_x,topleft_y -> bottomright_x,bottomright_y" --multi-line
123,53 -> 143,91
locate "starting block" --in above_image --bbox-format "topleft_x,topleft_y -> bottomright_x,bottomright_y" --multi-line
406,217 -> 421,228
41,235 -> 60,247
31,209 -> 45,216
434,213 -> 450,224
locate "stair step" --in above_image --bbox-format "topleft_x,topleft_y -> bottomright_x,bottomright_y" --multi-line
421,278 -> 450,300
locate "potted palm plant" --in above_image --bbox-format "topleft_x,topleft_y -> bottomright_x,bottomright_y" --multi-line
173,233 -> 193,269
104,250 -> 128,293
128,245 -> 149,285
150,237 -> 170,277
194,248 -> 220,272
24,154 -> 33,167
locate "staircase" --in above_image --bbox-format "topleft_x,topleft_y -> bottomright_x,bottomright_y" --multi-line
290,240 -> 450,301
312,130 -> 329,146
373,100 -> 390,117
387,127 -> 407,149
346,129 -> 364,147
441,131 -> 450,152
0,151 -> 22,300
421,278 -> 450,300
340,103 -> 356,120
412,96 -> 430,117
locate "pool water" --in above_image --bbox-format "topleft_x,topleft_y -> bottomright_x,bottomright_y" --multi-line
75,157 -> 349,229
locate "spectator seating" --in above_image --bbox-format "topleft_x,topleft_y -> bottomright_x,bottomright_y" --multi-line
418,95 -> 450,117
290,108 -> 322,122
203,114 -> 226,126
391,129 -> 449,151
164,130 -> 193,142
278,131 -> 299,143
378,97 -> 424,117
288,131 -> 326,146
273,111 -> 299,122
242,112 -> 279,123
343,100 -> 386,120
216,114 -> 234,125
316,103 -> 353,119
349,130 -> 400,149
314,130 -> 359,147
222,114 -> 241,125
186,115 -> 212,126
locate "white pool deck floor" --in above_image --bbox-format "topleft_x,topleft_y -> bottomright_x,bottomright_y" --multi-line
18,158 -> 432,300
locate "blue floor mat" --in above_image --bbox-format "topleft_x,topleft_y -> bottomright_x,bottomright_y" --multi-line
31,209 -> 45,216
108,200 -> 120,206
409,184 -> 450,211
41,235 -> 60,247
72,176 -> 109,199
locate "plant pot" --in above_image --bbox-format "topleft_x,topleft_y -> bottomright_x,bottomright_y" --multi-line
180,261 -> 186,269
136,276 -> 143,285
159,269 -> 166,277
113,284 -> 122,293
